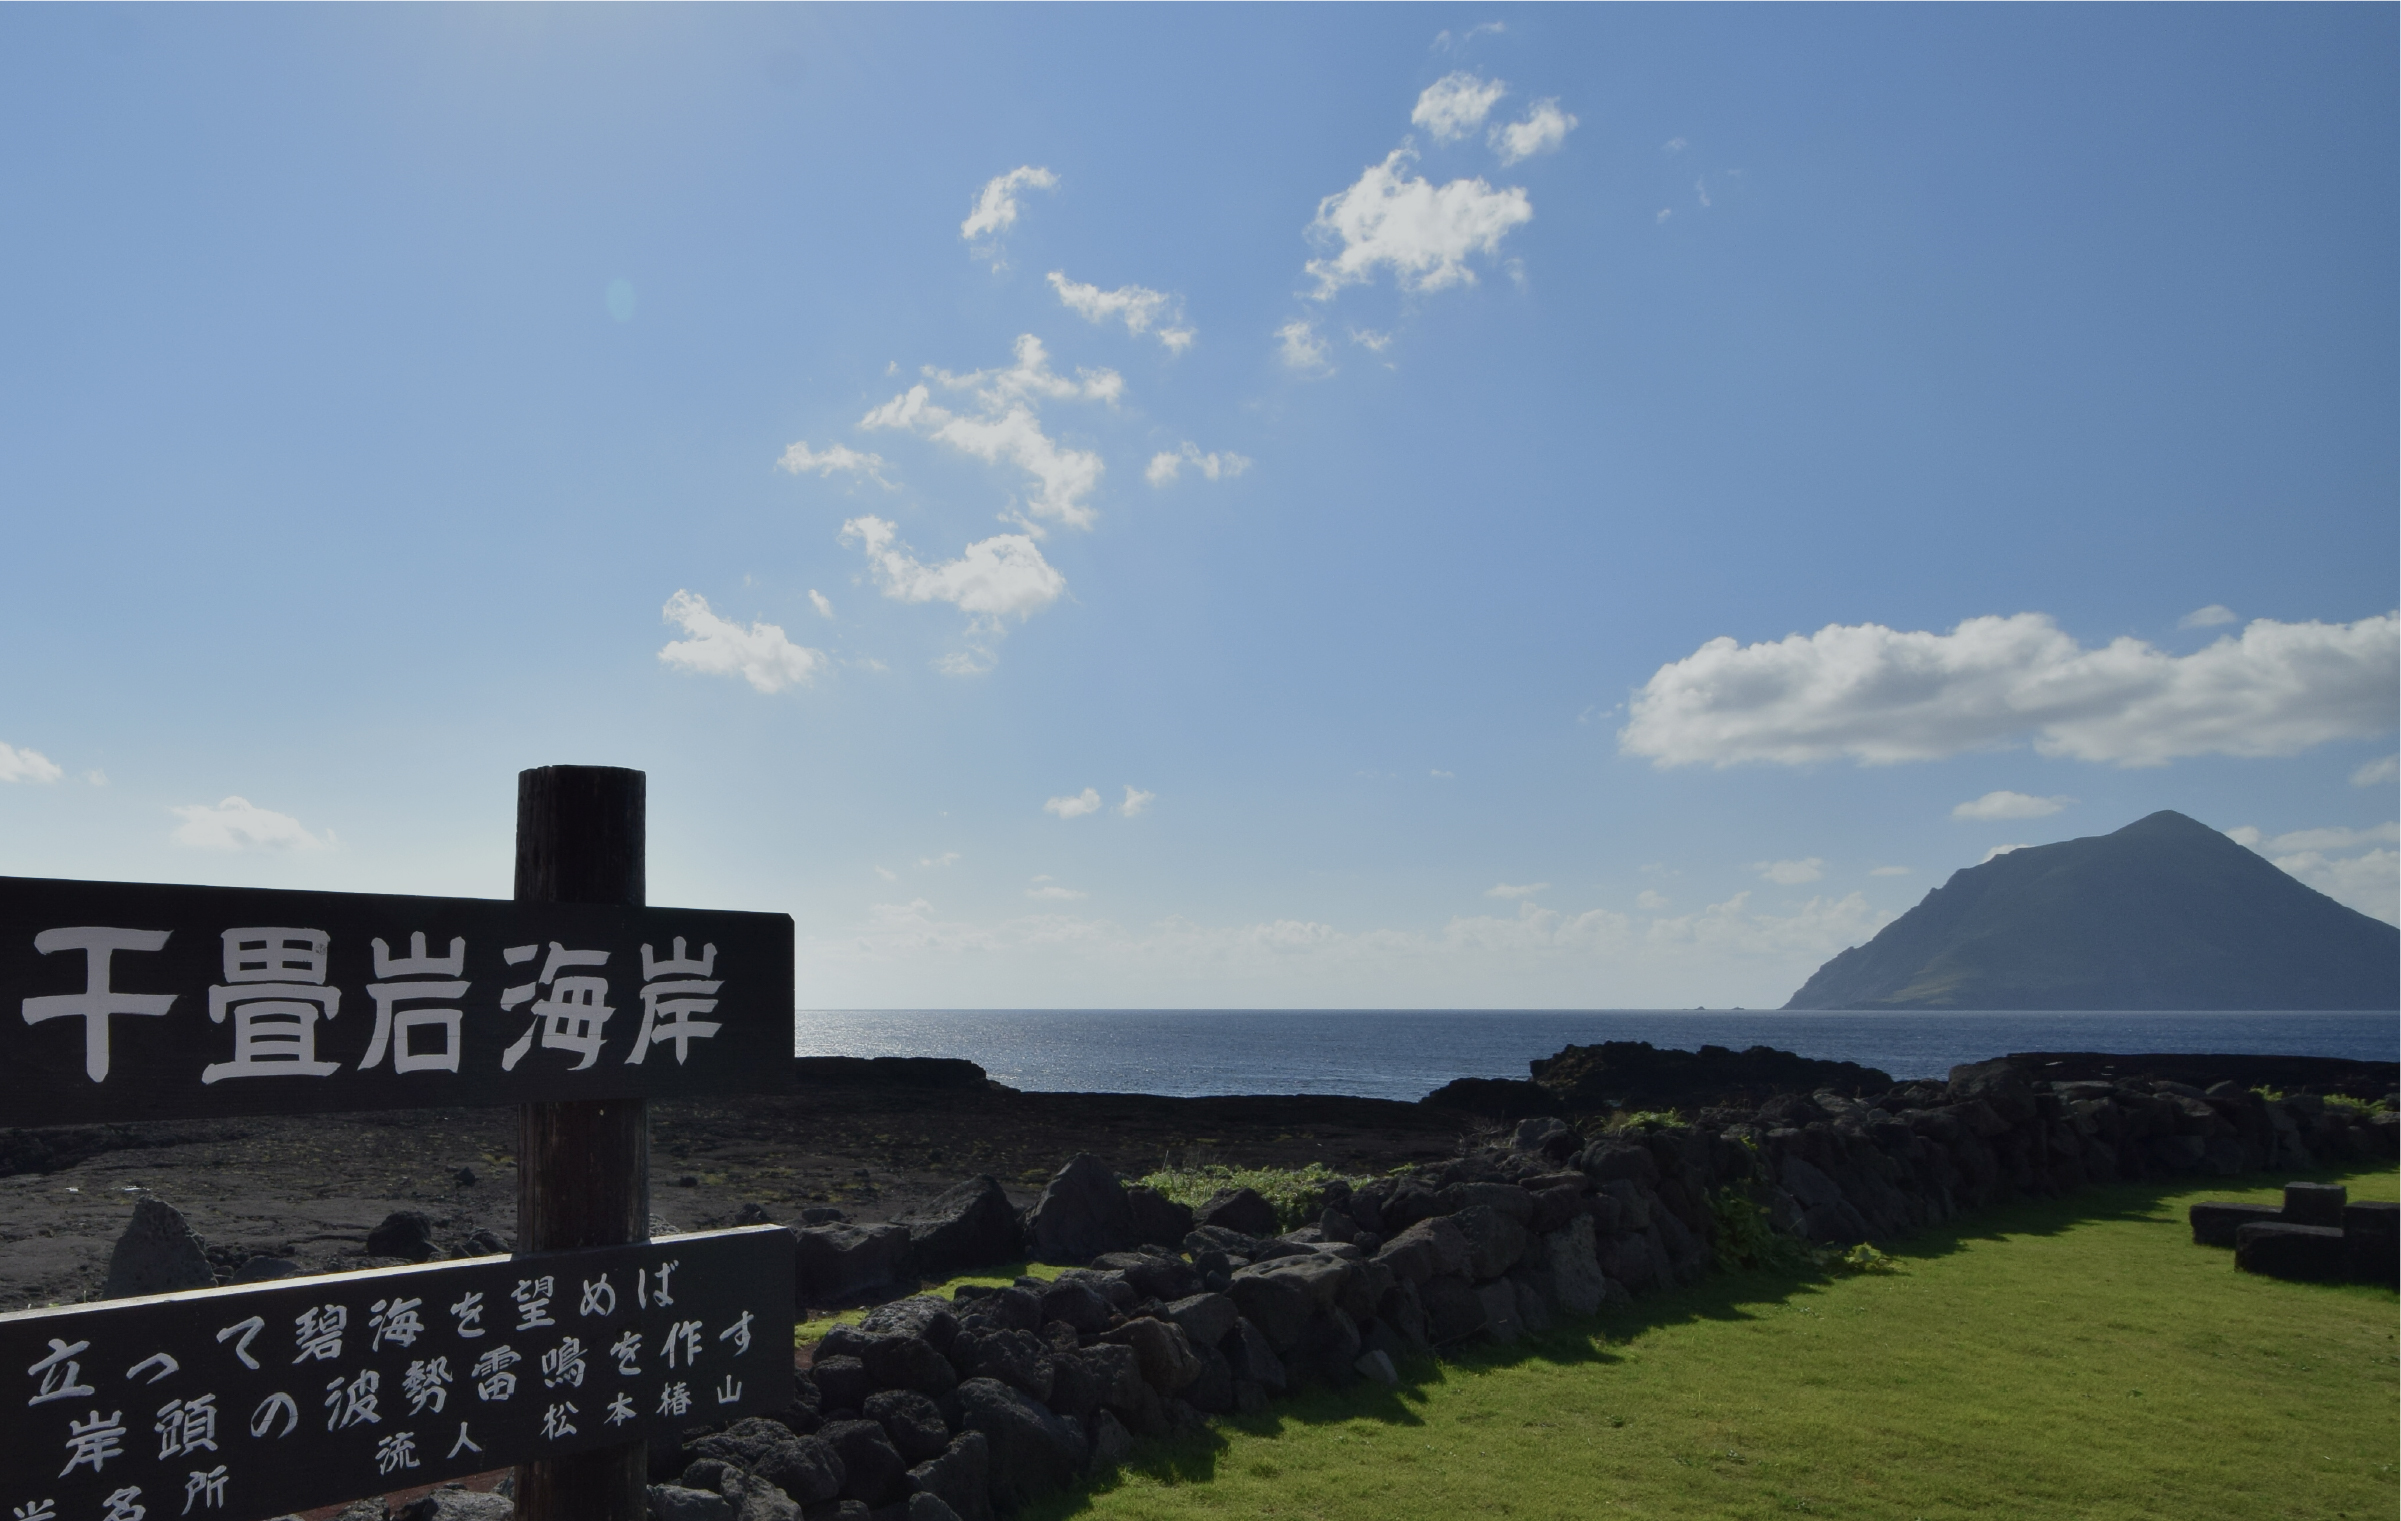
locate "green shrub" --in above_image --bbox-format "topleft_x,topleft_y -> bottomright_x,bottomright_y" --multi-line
1709,1187 -> 1811,1273
2321,1093 -> 2385,1118
1135,1160 -> 1367,1233
1606,1109 -> 1685,1133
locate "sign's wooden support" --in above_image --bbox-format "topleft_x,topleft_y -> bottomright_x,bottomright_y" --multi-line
513,766 -> 652,1521
0,1227 -> 795,1521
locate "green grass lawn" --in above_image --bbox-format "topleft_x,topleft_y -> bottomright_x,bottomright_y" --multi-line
1025,1165 -> 2398,1521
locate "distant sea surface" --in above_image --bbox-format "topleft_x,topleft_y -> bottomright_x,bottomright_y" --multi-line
795,1010 -> 2400,1102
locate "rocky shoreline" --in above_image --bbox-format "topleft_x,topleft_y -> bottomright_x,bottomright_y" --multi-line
3,1042 -> 2394,1521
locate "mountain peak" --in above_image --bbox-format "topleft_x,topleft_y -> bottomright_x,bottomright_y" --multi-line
1784,811 -> 2397,1011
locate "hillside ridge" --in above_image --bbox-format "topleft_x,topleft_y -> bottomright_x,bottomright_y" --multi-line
1784,810 -> 2398,1010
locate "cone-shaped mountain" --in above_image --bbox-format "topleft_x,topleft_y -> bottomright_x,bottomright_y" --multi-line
1784,810 -> 2398,1010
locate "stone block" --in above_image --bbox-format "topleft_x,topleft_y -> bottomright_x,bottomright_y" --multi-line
2187,1201 -> 2281,1248
2235,1221 -> 2347,1282
2282,1182 -> 2347,1227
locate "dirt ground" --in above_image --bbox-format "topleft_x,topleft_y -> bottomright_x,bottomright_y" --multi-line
0,1073 -> 1475,1311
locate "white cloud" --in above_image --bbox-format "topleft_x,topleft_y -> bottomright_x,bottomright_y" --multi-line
1277,319 -> 1332,374
2179,604 -> 2238,629
1621,612 -> 2400,769
839,516 -> 1067,628
875,865 -> 899,882
1046,272 -> 1194,352
0,742 -> 62,784
657,591 -> 826,694
1492,100 -> 1577,165
84,770 -> 107,787
1486,882 -> 1548,899
1432,22 -> 1505,53
1754,858 -> 1826,885
2227,821 -> 2399,855
808,589 -> 834,619
1349,328 -> 1395,353
2228,822 -> 2400,924
1429,769 -> 1455,780
1045,788 -> 1103,820
2351,754 -> 2398,788
1952,790 -> 2074,821
1663,137 -> 1689,154
1145,443 -> 1252,487
1412,72 -> 1508,142
170,796 -> 328,853
776,441 -> 889,485
1982,844 -> 2028,862
1119,785 -> 1155,818
861,336 -> 1117,530
1026,884 -> 1088,902
1305,147 -> 1533,298
1869,865 -> 1912,877
920,852 -> 961,868
961,165 -> 1057,259
1636,889 -> 1669,910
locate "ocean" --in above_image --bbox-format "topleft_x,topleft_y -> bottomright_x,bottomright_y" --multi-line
794,1009 -> 2400,1102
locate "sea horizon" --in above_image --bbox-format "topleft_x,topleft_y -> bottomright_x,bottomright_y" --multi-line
792,1008 -> 2401,1102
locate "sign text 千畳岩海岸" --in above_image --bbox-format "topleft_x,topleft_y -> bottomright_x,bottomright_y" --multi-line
1,876 -> 795,1127
0,1227 -> 795,1521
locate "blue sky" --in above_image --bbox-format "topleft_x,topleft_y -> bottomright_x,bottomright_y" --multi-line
1,5 -> 2393,1009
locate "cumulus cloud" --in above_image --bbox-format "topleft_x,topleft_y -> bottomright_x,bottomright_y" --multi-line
777,441 -> 889,485
1754,858 -> 1826,885
1026,882 -> 1088,901
1952,790 -> 2073,821
839,516 -> 1067,635
1636,889 -> 1669,910
1275,320 -> 1331,375
1305,148 -> 1533,298
2180,604 -> 2238,629
1433,22 -> 1506,53
2351,754 -> 2398,788
1145,443 -> 1252,487
0,742 -> 62,784
1412,72 -> 1508,142
2228,821 -> 2400,924
1486,882 -> 1549,899
1620,612 -> 2400,769
171,796 -> 329,853
1119,785 -> 1155,818
809,589 -> 834,619
961,165 -> 1057,260
920,852 -> 961,868
1046,272 -> 1195,352
658,591 -> 827,694
1492,100 -> 1577,164
1045,788 -> 1103,820
861,335 -> 1117,530
1350,327 -> 1395,353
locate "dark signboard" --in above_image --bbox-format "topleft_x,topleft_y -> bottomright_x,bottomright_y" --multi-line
0,1226 -> 794,1521
0,876 -> 794,1128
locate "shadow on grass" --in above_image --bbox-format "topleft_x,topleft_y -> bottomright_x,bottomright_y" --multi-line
1016,1160 -> 2395,1518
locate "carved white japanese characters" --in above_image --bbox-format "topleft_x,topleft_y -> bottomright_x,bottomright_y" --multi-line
203,930 -> 340,1084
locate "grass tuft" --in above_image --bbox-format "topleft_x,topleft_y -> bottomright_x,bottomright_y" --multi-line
1135,1160 -> 1368,1233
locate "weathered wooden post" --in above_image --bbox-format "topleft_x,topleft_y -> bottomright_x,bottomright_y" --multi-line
513,765 -> 650,1520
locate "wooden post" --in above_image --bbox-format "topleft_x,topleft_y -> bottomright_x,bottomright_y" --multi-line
513,765 -> 650,1519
